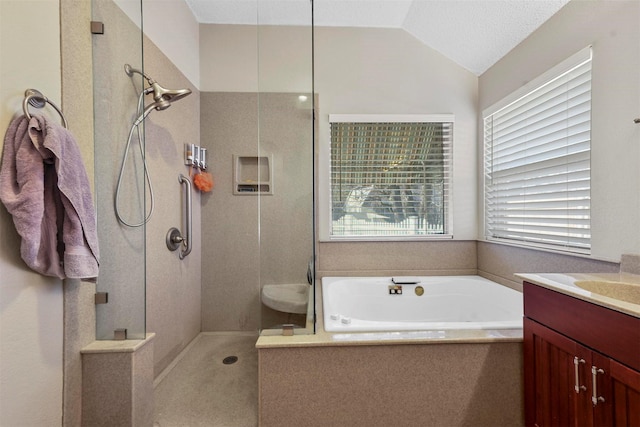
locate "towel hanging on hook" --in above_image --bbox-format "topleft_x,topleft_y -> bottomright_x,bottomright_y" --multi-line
22,88 -> 68,128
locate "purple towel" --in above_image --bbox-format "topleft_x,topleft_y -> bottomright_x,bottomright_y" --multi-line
0,115 -> 100,281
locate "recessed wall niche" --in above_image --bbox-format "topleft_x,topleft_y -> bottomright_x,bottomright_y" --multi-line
233,154 -> 273,195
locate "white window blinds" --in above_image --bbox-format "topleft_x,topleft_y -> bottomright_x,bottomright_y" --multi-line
330,115 -> 453,238
484,48 -> 592,253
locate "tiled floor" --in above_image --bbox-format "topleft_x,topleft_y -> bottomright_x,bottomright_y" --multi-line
153,333 -> 259,427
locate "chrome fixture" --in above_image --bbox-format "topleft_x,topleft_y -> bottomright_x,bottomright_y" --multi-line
22,89 -> 68,128
591,366 -> 606,406
573,356 -> 586,393
165,175 -> 192,259
282,324 -> 295,336
124,64 -> 192,125
166,227 -> 183,252
115,65 -> 192,227
178,174 -> 192,259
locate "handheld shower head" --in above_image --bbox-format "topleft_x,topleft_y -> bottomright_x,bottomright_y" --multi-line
149,81 -> 191,108
124,63 -> 192,116
117,65 -> 193,227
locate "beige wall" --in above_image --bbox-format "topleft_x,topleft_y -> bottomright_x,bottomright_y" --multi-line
199,24 -> 479,297
479,0 -> 640,263
199,24 -> 313,93
0,1 -> 64,425
200,25 -> 479,242
115,0 -> 200,88
200,92 -> 314,331
314,26 -> 479,242
200,92 -> 259,331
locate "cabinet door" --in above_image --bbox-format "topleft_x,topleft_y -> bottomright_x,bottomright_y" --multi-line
524,318 -> 592,427
592,351 -> 612,426
609,359 -> 640,426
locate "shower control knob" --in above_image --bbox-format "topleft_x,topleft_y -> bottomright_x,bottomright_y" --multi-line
166,227 -> 184,252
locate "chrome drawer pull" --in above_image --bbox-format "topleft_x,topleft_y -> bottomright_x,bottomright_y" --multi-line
591,366 -> 605,405
574,357 -> 586,393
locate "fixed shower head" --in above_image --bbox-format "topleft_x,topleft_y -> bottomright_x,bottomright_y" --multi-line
124,64 -> 192,119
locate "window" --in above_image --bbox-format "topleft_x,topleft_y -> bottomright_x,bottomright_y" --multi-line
329,114 -> 453,239
484,47 -> 592,253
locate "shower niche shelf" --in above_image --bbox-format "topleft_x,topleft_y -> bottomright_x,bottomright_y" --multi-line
233,154 -> 273,195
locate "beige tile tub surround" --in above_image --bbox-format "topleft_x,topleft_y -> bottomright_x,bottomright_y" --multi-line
259,341 -> 523,427
81,334 -> 155,427
477,241 -> 620,291
318,240 -> 478,277
621,254 -> 640,275
258,273 -> 523,426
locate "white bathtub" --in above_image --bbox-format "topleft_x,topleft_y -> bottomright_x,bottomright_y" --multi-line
322,276 -> 523,332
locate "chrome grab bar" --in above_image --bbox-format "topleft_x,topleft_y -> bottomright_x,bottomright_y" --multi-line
178,174 -> 192,259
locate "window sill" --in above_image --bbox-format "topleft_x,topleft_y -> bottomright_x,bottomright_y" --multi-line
482,237 -> 591,258
322,235 -> 454,243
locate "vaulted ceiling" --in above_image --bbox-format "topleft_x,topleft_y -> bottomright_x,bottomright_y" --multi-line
184,0 -> 571,75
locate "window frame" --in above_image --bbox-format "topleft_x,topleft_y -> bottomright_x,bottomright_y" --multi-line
325,114 -> 454,242
482,46 -> 592,254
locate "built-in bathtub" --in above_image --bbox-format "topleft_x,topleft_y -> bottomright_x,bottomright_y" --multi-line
257,275 -> 525,426
322,275 -> 523,333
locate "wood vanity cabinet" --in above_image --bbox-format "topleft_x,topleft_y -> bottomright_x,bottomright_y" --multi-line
523,282 -> 640,427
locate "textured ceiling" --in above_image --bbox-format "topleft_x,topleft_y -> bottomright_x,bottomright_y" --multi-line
184,0 -> 571,75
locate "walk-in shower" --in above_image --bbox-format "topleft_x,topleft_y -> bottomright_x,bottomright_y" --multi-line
89,0 -> 313,423
115,64 -> 192,227
92,0 -> 314,344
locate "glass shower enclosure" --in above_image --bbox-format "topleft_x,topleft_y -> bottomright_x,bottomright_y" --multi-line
200,1 -> 315,335
92,0 -> 146,340
257,1 -> 315,333
91,0 -> 315,340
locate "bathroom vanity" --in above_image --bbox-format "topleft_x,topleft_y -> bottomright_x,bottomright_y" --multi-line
519,274 -> 640,427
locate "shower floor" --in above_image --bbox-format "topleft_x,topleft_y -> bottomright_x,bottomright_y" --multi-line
153,332 -> 258,427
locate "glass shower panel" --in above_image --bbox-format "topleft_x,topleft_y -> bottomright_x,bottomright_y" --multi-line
257,1 -> 315,333
92,0 -> 146,340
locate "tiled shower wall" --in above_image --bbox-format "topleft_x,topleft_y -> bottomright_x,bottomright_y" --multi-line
200,92 -> 314,331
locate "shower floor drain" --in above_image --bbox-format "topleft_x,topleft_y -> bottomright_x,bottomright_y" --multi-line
222,356 -> 238,365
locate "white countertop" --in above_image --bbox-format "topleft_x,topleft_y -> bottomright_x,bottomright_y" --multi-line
516,272 -> 640,318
